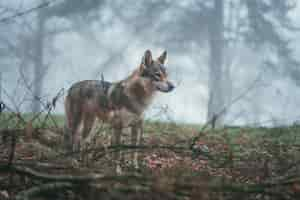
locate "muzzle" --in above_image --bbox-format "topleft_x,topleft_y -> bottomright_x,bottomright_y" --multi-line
154,81 -> 175,93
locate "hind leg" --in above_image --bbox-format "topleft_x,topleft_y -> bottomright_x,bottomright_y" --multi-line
64,97 -> 82,152
69,109 -> 83,153
64,98 -> 73,150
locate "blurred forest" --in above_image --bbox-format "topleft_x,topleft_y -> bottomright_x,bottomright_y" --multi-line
1,0 -> 300,200
1,0 -> 300,126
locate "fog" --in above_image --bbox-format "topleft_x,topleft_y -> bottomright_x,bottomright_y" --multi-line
1,0 -> 300,126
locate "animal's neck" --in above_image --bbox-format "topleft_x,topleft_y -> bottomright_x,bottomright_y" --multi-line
129,81 -> 154,102
123,70 -> 156,113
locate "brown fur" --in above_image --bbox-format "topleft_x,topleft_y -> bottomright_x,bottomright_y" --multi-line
64,50 -> 174,170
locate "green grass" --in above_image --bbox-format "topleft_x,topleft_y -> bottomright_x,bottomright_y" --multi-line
1,112 -> 300,146
2,112 -> 300,199
0,112 -> 65,129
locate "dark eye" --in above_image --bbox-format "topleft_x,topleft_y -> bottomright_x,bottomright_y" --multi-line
151,71 -> 161,81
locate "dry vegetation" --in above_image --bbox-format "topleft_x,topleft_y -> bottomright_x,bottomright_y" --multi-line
1,112 -> 300,200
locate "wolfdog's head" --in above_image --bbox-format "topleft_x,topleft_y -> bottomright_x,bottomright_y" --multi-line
139,50 -> 175,93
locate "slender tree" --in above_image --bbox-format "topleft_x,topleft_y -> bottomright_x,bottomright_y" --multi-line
205,0 -> 299,127
30,0 -> 104,113
207,0 -> 225,128
31,9 -> 46,113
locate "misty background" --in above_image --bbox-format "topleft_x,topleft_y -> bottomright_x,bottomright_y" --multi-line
1,0 -> 300,126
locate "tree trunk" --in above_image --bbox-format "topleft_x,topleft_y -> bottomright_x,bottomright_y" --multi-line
31,10 -> 45,113
0,72 -> 2,103
207,0 -> 225,128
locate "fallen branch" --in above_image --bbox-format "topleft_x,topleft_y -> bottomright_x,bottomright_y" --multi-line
11,165 -> 105,182
0,164 -> 149,184
15,182 -> 74,200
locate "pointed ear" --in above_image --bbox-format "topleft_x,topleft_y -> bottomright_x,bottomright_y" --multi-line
158,50 -> 167,64
142,49 -> 153,67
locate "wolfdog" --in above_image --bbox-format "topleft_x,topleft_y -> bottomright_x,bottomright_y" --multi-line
64,50 -> 175,168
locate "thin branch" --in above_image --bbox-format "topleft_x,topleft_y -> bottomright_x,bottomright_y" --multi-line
0,0 -> 58,24
190,70 -> 265,148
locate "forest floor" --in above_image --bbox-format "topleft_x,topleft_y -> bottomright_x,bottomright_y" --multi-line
0,113 -> 300,200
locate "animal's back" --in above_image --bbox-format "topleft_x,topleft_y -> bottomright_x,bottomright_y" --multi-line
65,80 -> 112,129
67,80 -> 111,103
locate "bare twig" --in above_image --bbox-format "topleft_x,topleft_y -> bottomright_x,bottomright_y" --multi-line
190,70 -> 265,148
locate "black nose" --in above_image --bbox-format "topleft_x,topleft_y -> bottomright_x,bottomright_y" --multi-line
0,102 -> 5,113
168,81 -> 175,91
